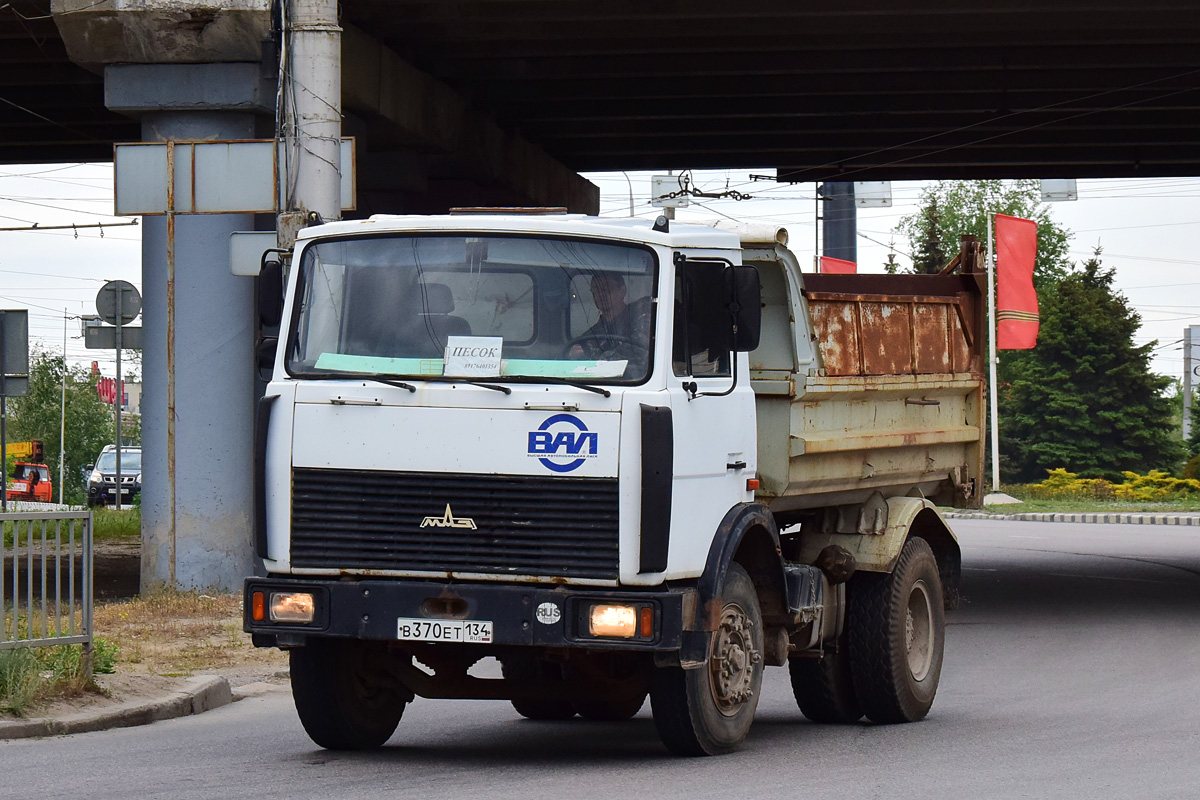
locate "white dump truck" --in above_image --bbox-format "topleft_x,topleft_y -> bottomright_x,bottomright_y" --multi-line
244,211 -> 986,756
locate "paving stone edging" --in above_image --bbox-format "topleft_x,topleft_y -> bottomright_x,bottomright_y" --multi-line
944,511 -> 1200,526
0,675 -> 232,741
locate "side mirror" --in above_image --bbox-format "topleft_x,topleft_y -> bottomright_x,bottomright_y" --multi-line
85,464 -> 94,473
257,336 -> 278,378
258,256 -> 284,328
725,265 -> 761,352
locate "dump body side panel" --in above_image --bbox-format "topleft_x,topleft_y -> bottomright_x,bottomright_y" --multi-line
747,243 -> 987,512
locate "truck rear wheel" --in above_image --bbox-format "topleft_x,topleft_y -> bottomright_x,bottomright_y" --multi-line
290,639 -> 409,750
650,563 -> 763,756
847,536 -> 945,723
788,632 -> 862,724
502,656 -> 577,720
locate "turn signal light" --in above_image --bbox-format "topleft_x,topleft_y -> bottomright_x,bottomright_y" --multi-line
270,592 -> 315,623
639,606 -> 654,638
746,478 -> 760,491
589,604 -> 637,638
251,591 -> 265,622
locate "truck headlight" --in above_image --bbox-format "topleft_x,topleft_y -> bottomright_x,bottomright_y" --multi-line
588,604 -> 637,638
270,592 -> 315,623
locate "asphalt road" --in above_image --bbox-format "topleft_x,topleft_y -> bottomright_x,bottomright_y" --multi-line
4,519 -> 1200,800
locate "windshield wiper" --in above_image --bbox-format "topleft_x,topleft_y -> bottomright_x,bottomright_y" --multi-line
304,372 -> 417,392
419,375 -> 512,394
506,375 -> 611,397
303,371 -> 512,395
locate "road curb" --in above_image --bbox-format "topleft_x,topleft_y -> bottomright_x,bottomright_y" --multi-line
0,675 -> 232,741
944,511 -> 1200,526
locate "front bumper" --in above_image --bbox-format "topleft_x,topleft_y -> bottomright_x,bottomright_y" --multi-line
88,483 -> 139,504
244,576 -> 690,652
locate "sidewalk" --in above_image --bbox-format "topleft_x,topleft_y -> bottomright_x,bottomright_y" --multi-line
944,510 -> 1200,526
0,671 -> 289,741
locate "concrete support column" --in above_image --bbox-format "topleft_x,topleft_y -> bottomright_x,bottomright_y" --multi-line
820,182 -> 858,264
107,70 -> 263,591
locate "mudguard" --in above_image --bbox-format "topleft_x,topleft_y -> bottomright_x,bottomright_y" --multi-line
679,503 -> 784,668
797,496 -> 962,607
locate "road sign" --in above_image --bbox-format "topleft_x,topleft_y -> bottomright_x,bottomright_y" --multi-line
0,309 -> 29,397
85,326 -> 143,350
96,281 -> 141,326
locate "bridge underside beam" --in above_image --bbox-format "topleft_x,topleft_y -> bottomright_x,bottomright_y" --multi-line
342,24 -> 598,215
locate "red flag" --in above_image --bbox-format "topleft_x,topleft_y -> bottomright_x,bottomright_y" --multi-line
995,214 -> 1039,349
819,256 -> 857,274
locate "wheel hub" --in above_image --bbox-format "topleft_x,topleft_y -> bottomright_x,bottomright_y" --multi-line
709,603 -> 760,716
906,579 -> 935,682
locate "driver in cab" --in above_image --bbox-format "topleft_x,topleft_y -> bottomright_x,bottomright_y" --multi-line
569,273 -> 652,360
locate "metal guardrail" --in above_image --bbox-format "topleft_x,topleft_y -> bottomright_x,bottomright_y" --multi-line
0,510 -> 92,651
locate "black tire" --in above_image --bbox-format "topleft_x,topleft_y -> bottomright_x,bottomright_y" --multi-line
847,536 -> 946,724
289,640 -> 409,750
788,632 -> 862,723
650,562 -> 764,756
574,692 -> 647,721
502,656 -> 577,720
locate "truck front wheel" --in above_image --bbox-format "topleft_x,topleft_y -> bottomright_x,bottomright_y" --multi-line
847,536 -> 945,723
290,639 -> 410,750
650,562 -> 764,756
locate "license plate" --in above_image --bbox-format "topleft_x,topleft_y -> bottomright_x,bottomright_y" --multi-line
396,618 -> 492,643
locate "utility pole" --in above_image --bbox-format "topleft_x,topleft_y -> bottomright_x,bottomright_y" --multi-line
1185,326 -> 1199,441
277,0 -> 343,248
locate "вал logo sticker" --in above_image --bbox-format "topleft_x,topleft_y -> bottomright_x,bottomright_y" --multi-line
528,413 -> 598,473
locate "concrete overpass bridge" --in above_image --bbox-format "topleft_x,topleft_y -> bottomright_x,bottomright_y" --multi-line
2,0 -> 1199,589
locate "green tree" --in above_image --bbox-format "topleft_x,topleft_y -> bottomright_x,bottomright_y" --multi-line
999,251 -> 1183,481
1187,390 -> 1200,459
909,196 -> 948,274
896,179 -> 1073,286
5,350 -> 114,504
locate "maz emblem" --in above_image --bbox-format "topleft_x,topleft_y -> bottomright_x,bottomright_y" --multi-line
420,504 -> 478,530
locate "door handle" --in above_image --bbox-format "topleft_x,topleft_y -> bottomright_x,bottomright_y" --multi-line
727,460 -> 747,471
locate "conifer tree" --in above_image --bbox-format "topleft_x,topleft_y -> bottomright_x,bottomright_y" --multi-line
999,251 -> 1183,481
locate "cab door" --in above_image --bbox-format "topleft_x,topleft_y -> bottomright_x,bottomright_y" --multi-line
665,260 -> 757,577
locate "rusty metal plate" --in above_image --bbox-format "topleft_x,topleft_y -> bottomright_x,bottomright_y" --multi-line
859,302 -> 912,375
950,308 -> 972,373
810,301 -> 860,376
912,302 -> 952,373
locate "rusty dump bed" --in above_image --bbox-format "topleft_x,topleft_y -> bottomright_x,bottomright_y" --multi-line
746,239 -> 987,516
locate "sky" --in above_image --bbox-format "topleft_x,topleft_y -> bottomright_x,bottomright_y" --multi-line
0,164 -> 1197,383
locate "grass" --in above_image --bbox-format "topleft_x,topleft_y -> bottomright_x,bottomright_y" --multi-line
91,507 -> 141,543
2,507 -> 139,547
0,634 -> 117,716
981,488 -> 1200,515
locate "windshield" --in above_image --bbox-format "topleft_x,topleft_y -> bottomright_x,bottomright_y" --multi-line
286,234 -> 657,384
96,452 -> 141,472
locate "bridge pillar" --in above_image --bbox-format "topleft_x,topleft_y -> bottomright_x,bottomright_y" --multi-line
108,68 -> 266,591
820,182 -> 858,265
55,0 -> 273,590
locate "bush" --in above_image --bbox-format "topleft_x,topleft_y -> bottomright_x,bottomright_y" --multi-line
1184,454 -> 1200,481
1022,468 -> 1200,503
1023,468 -> 1114,500
1111,470 -> 1200,502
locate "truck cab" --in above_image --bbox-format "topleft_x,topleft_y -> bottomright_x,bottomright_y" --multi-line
245,212 -> 982,755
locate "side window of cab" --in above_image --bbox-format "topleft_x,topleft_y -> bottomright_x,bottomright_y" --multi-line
672,262 -> 731,378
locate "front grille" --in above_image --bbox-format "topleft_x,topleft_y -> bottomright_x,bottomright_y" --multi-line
291,468 -> 620,580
